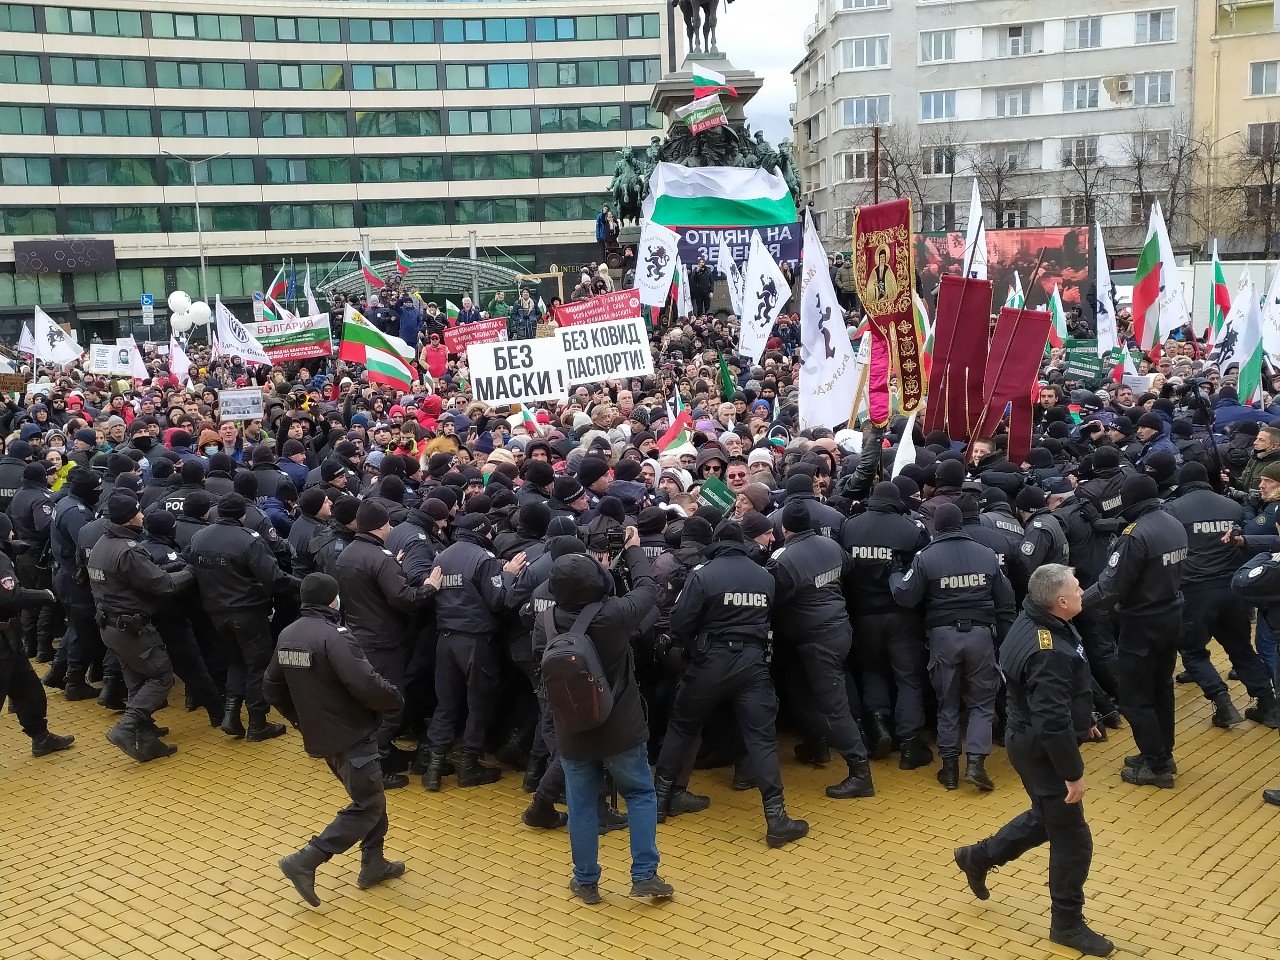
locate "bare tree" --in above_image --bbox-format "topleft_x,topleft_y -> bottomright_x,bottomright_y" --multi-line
1111,112 -> 1206,248
1060,136 -> 1112,227
1220,115 -> 1280,257
964,143 -> 1022,226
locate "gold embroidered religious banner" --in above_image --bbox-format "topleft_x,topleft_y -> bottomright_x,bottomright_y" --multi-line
852,198 -> 922,416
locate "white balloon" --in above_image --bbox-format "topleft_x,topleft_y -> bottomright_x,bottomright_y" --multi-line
187,300 -> 212,326
167,290 -> 192,314
170,313 -> 193,333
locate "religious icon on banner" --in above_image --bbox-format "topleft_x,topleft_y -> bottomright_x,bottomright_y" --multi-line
852,198 -> 921,416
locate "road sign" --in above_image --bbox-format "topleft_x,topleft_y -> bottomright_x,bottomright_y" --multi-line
141,293 -> 155,326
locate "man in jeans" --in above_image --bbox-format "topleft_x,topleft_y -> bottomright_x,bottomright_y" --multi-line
539,526 -> 673,905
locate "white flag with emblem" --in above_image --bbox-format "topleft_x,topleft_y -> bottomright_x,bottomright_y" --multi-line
739,231 -> 791,365
34,306 -> 84,366
798,211 -> 857,429
215,296 -> 271,367
636,220 -> 681,308
716,237 -> 745,315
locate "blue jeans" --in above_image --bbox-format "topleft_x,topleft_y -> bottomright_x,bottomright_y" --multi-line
1256,614 -> 1277,676
561,743 -> 659,887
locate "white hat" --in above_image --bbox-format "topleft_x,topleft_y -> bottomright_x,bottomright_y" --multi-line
748,448 -> 773,467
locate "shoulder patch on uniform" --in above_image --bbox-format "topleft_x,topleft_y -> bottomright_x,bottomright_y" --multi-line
382,548 -> 393,556
167,552 -> 177,561
490,575 -> 503,588
277,648 -> 312,668
417,533 -> 426,540
1031,520 -> 1043,528
692,562 -> 706,572
249,531 -> 260,538
1108,552 -> 1120,567
1020,541 -> 1035,555
336,625 -> 348,633
772,546 -> 787,558
41,503 -> 52,515
1,575 -> 14,590
1038,629 -> 1053,650
1123,522 -> 1136,535
1250,565 -> 1265,578
902,567 -> 913,581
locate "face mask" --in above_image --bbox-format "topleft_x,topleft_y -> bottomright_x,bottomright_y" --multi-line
204,445 -> 219,455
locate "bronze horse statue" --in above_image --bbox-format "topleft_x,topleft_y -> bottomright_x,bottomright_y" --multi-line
675,0 -> 726,54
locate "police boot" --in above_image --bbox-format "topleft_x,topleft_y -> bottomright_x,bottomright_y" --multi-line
457,750 -> 501,787
97,677 -> 127,711
866,712 -> 893,761
522,754 -> 547,793
762,794 -> 809,848
421,751 -> 449,792
793,738 -> 830,766
521,795 -> 568,829
654,775 -> 675,823
245,710 -> 287,742
1120,760 -> 1174,789
1124,754 -> 1178,775
898,736 -> 934,771
826,757 -> 875,799
730,763 -> 757,791
31,730 -> 75,757
953,844 -> 992,900
64,678 -> 100,702
279,842 -> 330,907
667,785 -> 710,817
35,638 -> 55,664
597,799 -> 628,835
1245,693 -> 1280,729
218,697 -> 245,737
964,754 -> 995,792
106,709 -> 162,763
184,688 -> 198,711
41,660 -> 67,690
1211,691 -> 1243,728
135,719 -> 179,762
1175,670 -> 1193,684
937,756 -> 960,790
356,848 -> 406,890
203,698 -> 223,728
1049,921 -> 1115,957
494,727 -> 530,771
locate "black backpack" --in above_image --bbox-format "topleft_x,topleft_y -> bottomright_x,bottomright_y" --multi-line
539,601 -> 614,734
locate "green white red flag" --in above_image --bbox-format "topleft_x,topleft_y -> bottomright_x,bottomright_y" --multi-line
339,305 -> 415,391
1047,284 -> 1068,348
266,264 -> 287,301
361,254 -> 386,289
445,300 -> 460,323
394,247 -> 413,275
1130,200 -> 1189,358
1206,240 -> 1230,352
691,62 -> 737,98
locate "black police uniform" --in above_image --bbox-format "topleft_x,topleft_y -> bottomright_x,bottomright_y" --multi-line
286,512 -> 327,579
1082,498 -> 1186,781
0,548 -> 63,748
0,454 -> 29,512
87,521 -> 194,760
186,517 -> 298,737
770,492 -> 844,539
385,512 -> 440,584
1013,508 -> 1069,597
1165,481 -> 1276,717
768,530 -> 872,796
961,598 -> 1097,935
311,522 -> 356,576
8,477 -> 56,659
840,498 -> 931,755
1054,495 -> 1122,716
655,539 -> 807,844
74,513 -> 126,702
264,603 -> 404,874
174,512 -> 209,550
980,502 -> 1026,552
151,481 -> 206,517
49,491 -> 103,692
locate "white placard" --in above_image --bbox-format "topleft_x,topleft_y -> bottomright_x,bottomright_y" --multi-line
558,318 -> 653,386
466,339 -> 568,405
218,387 -> 264,422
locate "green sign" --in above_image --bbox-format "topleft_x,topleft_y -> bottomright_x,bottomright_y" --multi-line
1064,351 -> 1106,380
697,475 -> 735,516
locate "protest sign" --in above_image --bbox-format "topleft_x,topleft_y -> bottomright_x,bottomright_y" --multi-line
559,318 -> 654,385
0,373 -> 26,393
674,94 -> 728,135
697,475 -> 734,516
1122,373 -> 1155,393
676,223 -> 801,269
556,289 -> 643,327
1064,351 -> 1106,381
218,387 -> 264,422
88,344 -> 116,376
467,339 -> 568,405
246,313 -> 333,363
444,317 -> 507,354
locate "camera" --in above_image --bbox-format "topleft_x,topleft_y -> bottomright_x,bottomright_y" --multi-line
606,525 -> 626,559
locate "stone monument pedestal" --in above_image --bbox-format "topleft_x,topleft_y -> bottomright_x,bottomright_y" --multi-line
650,50 -> 765,126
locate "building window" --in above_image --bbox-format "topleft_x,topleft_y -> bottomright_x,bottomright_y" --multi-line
72,265 -> 167,305
265,157 -> 353,184
1063,17 -> 1101,50
0,105 -> 45,135
537,60 -> 622,88
1002,25 -> 1027,57
1001,202 -> 1031,228
922,145 -> 956,175
441,17 -> 528,43
1251,61 -> 1279,96
151,13 -> 242,40
534,15 -> 619,41
348,18 -> 434,43
265,203 -> 354,231
920,90 -> 955,121
1060,197 -> 1094,224
252,16 -> 340,43
155,61 -> 247,90
995,86 -> 1032,117
0,156 -> 52,185
1129,193 -> 1157,225
65,157 -> 156,186
56,107 -> 152,137
920,30 -> 955,63
49,56 -> 147,87
921,202 -> 955,232
446,108 -> 533,136
1133,130 -> 1170,162
445,63 -> 530,90
1247,122 -> 1280,156
65,206 -> 161,233
1062,79 -> 1099,111
1002,143 -> 1030,170
1135,10 -> 1174,44
454,198 -> 534,224
0,4 -> 38,32
263,110 -> 348,138
352,64 -> 437,91
159,109 -> 250,137
259,63 -> 345,91
164,157 -> 254,185
45,6 -> 142,37
1062,136 -> 1099,167
357,155 -> 444,183
840,95 -> 890,126
541,151 -> 611,177
628,106 -> 663,130
841,0 -> 888,8
0,207 -> 57,234
356,110 -> 440,137
544,195 -> 610,221
1133,72 -> 1172,106
840,151 -> 887,181
843,35 -> 890,70
449,154 -> 532,180
0,54 -> 39,84
628,59 -> 660,85
171,204 -> 261,232
536,105 -> 621,133
1245,185 -> 1278,220
363,200 -> 446,228
625,13 -> 660,38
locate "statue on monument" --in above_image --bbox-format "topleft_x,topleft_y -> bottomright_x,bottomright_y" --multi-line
674,0 -> 732,55
611,147 -> 648,224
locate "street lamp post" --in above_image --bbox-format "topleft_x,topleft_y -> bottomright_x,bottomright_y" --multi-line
163,150 -> 229,304
1175,130 -> 1240,248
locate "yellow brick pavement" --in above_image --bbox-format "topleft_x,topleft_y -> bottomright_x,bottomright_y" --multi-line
1,662 -> 1277,960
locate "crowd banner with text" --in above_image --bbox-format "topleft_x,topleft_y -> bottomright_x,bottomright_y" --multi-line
677,223 -> 800,268
674,94 -> 728,134
218,387 -> 265,423
443,317 -> 507,354
555,289 -> 643,327
467,339 -> 569,406
246,313 -> 333,363
559,318 -> 654,385
923,274 -> 993,441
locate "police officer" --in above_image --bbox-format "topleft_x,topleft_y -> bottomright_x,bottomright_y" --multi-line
0,513 -> 74,758
1012,487 -> 1069,597
75,502 -> 128,709
289,488 -> 331,579
1231,552 -> 1280,807
266,573 -> 407,908
771,473 -> 844,540
891,503 -> 1015,792
187,493 -> 298,742
46,468 -> 104,700
770,502 -> 873,799
0,439 -> 34,513
311,496 -> 360,576
420,513 -> 524,790
174,492 -> 215,549
978,488 -> 1025,554
8,461 -> 57,661
953,564 -> 1114,958
154,459 -> 209,516
335,500 -> 441,788
88,494 -> 194,762
1082,475 -> 1186,788
654,523 -> 809,848
1166,462 -> 1278,728
1073,447 -> 1129,523
841,482 -> 932,767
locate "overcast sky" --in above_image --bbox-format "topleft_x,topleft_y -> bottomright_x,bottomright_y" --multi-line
715,0 -> 818,142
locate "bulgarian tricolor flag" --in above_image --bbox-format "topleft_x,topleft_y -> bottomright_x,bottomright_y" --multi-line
1205,240 -> 1230,353
912,291 -> 934,386
517,403 -> 542,437
658,392 -> 695,456
266,263 -> 287,301
445,300 -> 460,324
394,247 -> 413,275
691,62 -> 737,98
1130,200 -> 1189,359
1047,284 -> 1068,348
339,305 -> 415,391
361,253 -> 386,290
1004,272 -> 1025,309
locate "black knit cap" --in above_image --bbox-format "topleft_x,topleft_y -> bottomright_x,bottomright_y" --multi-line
218,493 -> 247,520
105,493 -> 140,525
144,510 -> 176,537
331,495 -> 360,526
355,500 -> 390,533
781,501 -> 811,533
184,491 -> 215,519
300,573 -> 339,606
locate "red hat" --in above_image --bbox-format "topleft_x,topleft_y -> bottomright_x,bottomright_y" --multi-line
389,404 -> 405,417
66,395 -> 84,408
536,410 -> 551,424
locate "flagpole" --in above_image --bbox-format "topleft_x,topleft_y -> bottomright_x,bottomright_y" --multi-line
845,353 -> 871,429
